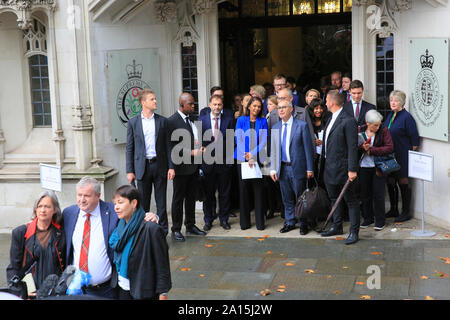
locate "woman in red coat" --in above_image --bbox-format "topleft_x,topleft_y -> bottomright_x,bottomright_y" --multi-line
7,191 -> 65,297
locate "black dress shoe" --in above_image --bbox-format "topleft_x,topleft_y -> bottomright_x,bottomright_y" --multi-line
220,221 -> 231,230
186,225 -> 207,236
203,223 -> 212,231
172,231 -> 185,242
320,226 -> 344,237
266,210 -> 275,219
299,225 -> 309,235
280,224 -> 296,233
345,232 -> 359,245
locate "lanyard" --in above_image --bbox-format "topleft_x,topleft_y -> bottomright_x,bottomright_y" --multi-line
388,112 -> 396,129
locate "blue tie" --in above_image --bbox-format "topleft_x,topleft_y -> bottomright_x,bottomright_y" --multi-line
282,123 -> 288,162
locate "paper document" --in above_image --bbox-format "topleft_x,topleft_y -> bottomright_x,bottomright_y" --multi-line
316,130 -> 324,155
241,162 -> 263,179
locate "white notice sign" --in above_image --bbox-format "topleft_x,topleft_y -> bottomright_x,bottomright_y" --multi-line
40,163 -> 62,192
408,151 -> 434,182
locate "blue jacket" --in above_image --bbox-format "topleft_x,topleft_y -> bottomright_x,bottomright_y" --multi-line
270,117 -> 314,178
234,116 -> 268,163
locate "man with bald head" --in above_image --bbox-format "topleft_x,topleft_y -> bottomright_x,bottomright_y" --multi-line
167,93 -> 206,242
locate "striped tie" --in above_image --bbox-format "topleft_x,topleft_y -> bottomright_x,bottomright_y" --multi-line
79,213 -> 91,272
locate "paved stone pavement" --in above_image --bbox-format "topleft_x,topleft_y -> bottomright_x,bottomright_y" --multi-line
1,212 -> 450,300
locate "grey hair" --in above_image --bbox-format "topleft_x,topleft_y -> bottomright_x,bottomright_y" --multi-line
389,90 -> 406,107
32,190 -> 62,224
365,109 -> 383,124
76,176 -> 101,195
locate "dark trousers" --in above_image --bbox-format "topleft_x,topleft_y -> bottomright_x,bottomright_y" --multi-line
136,161 -> 168,234
325,181 -> 360,233
278,164 -> 306,226
264,176 -> 282,214
118,288 -> 158,300
237,165 -> 266,230
171,173 -> 197,233
203,165 -> 232,224
360,167 -> 386,226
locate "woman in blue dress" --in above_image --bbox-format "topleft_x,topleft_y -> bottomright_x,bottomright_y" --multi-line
383,90 -> 420,222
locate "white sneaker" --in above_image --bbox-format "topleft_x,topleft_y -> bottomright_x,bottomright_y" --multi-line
374,225 -> 385,231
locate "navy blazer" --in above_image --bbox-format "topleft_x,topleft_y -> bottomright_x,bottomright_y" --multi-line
270,117 -> 314,178
234,116 -> 268,163
62,200 -> 118,266
343,100 -> 375,128
199,107 -> 234,118
198,110 -> 234,173
126,113 -> 173,181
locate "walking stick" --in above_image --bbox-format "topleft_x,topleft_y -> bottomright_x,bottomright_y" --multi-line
319,178 -> 352,232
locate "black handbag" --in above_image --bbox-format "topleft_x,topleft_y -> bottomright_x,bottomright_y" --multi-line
295,178 -> 331,221
374,153 -> 401,174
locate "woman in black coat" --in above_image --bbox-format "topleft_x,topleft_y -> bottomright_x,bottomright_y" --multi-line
109,185 -> 171,300
7,191 -> 65,297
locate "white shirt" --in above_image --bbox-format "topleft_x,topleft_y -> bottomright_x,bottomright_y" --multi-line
351,99 -> 361,118
177,110 -> 199,142
210,112 -> 221,138
281,116 -> 294,163
141,112 -> 156,159
324,107 -> 343,158
72,203 -> 111,286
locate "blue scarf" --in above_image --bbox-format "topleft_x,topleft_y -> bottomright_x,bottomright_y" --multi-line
109,207 -> 145,279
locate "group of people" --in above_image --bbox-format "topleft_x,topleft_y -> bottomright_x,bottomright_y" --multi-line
125,71 -> 419,247
7,71 -> 420,299
7,177 -> 171,300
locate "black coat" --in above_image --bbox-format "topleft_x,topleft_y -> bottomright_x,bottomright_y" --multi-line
320,109 -> 359,185
111,221 -> 171,300
343,100 -> 375,128
7,218 -> 65,289
167,111 -> 199,176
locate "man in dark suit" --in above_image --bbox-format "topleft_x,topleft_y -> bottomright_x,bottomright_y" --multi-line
270,99 -> 315,235
167,92 -> 206,242
341,72 -> 352,102
273,74 -> 306,108
126,89 -> 174,234
320,90 -> 360,245
62,176 -> 118,298
198,94 -> 234,231
268,88 -> 315,153
199,86 -> 234,118
343,80 -> 375,129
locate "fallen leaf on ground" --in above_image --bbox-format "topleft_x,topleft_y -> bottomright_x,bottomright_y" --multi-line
433,270 -> 450,278
304,269 -> 315,274
257,238 -> 265,242
199,274 -> 206,277
246,236 -> 252,239
260,289 -> 270,296
285,262 -> 295,267
277,288 -> 286,292
334,290 -> 340,295
425,296 -> 434,300
342,266 -> 349,269
204,244 -> 213,248
335,237 -> 345,240
444,234 -> 450,239
360,295 -> 371,300
356,281 -> 365,285
327,275 -> 332,279
420,276 -> 429,280
262,235 -> 270,239
278,285 -> 286,289
438,256 -> 450,264
370,251 -> 383,255
180,267 -> 192,272
266,251 -> 273,254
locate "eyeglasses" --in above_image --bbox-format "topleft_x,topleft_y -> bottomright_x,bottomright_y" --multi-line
274,82 -> 286,87
277,106 -> 289,110
277,96 -> 288,101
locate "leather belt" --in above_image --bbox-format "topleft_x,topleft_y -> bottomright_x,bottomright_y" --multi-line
147,157 -> 157,164
87,280 -> 110,290
281,161 -> 291,166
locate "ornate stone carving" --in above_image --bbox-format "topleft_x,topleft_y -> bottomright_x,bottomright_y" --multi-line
0,0 -> 56,29
72,105 -> 93,131
174,0 -> 200,47
368,0 -> 397,38
191,0 -> 221,15
392,0 -> 412,11
154,0 -> 178,23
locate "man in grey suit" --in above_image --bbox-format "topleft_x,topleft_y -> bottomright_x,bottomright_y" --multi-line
319,90 -> 359,245
270,99 -> 314,235
268,88 -> 315,153
126,89 -> 175,234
